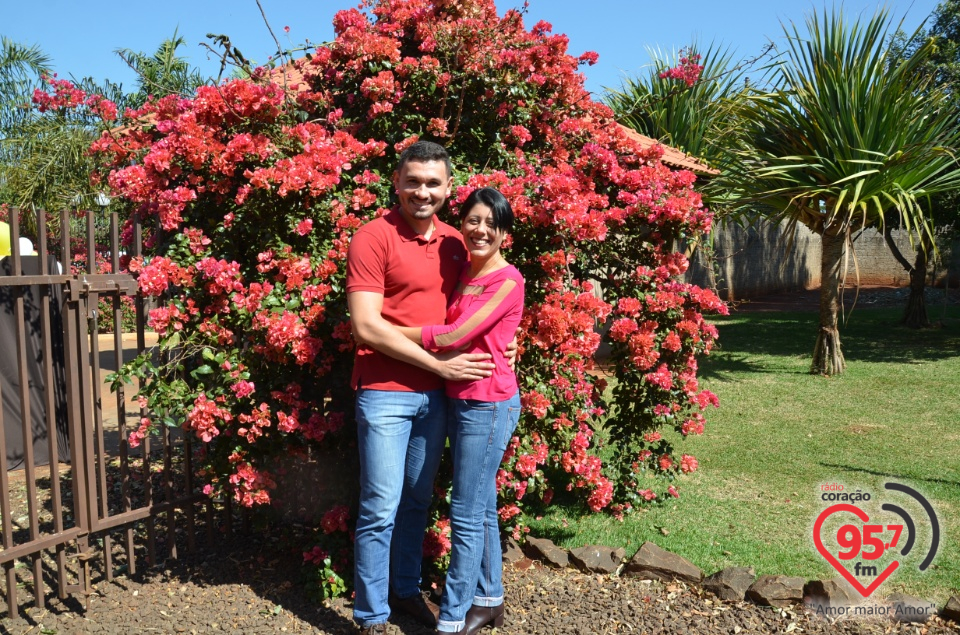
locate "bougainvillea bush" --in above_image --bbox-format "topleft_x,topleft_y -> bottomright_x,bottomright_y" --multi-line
71,0 -> 726,596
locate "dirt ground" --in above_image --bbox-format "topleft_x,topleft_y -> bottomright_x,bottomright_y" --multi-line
2,530 -> 959,635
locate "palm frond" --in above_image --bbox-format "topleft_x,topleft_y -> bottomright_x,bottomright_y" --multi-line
605,40 -> 745,162
0,37 -> 53,135
721,7 -> 960,244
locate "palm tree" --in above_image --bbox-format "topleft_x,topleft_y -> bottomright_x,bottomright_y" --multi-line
2,33 -> 207,216
0,37 -> 52,137
1,38 -> 53,205
3,112 -> 101,213
885,0 -> 960,327
605,42 -> 744,167
2,38 -> 111,214
115,29 -> 207,107
722,8 -> 960,375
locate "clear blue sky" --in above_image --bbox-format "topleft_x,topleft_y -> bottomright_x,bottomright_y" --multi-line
5,0 -> 941,97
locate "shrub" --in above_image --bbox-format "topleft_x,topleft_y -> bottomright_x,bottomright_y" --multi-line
75,0 -> 726,595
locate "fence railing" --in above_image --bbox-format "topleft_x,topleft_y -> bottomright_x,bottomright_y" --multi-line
0,207 -> 223,618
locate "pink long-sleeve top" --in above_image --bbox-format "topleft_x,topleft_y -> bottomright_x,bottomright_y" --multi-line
421,265 -> 525,401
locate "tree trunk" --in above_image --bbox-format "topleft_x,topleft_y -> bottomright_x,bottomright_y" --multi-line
702,242 -> 720,296
683,237 -> 721,295
811,228 -> 847,375
902,234 -> 932,329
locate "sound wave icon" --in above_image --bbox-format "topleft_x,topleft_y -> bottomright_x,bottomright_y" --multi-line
881,482 -> 940,571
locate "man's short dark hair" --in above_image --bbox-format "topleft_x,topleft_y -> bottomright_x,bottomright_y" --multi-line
459,187 -> 514,232
397,140 -> 452,177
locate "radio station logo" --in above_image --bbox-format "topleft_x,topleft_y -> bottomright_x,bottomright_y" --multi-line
812,481 -> 939,598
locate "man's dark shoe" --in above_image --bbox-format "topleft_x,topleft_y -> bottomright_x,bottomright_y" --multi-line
463,603 -> 505,634
358,623 -> 389,634
388,591 -> 439,627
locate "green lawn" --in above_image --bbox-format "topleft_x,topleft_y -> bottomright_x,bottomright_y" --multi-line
528,304 -> 960,603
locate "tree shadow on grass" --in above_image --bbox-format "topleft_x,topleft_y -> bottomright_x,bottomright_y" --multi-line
697,351 -> 780,381
707,308 -> 960,368
818,461 -> 960,489
712,313 -> 814,359
698,313 -> 823,381
838,315 -> 960,365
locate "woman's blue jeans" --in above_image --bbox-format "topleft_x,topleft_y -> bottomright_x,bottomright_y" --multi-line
353,388 -> 448,628
437,392 -> 521,633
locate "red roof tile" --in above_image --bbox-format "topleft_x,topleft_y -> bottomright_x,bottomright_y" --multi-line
617,125 -> 719,176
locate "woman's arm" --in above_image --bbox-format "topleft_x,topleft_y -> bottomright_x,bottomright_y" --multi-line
348,291 -> 493,380
395,325 -> 423,344
423,276 -> 523,351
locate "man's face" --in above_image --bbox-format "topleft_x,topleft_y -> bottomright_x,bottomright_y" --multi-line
393,159 -> 453,226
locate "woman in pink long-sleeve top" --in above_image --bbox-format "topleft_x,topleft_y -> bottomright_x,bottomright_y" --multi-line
397,187 -> 523,635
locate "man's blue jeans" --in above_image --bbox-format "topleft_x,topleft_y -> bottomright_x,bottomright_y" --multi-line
353,388 -> 448,628
437,392 -> 521,633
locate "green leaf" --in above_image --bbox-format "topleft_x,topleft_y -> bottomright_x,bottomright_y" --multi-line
161,331 -> 181,350
202,347 -> 215,361
193,364 -> 214,375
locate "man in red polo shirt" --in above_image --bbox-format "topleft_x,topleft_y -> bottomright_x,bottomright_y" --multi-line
347,141 -> 496,634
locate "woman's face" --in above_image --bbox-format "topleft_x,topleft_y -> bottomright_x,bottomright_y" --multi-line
460,202 -> 505,262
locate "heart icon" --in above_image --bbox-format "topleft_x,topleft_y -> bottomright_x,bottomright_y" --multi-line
813,504 -> 899,597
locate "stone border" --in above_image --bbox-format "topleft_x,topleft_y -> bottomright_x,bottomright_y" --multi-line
509,536 -> 959,626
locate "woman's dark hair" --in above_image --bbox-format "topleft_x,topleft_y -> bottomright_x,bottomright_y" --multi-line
459,187 -> 514,232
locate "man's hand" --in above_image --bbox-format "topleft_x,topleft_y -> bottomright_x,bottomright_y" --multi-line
503,326 -> 521,371
433,350 -> 495,381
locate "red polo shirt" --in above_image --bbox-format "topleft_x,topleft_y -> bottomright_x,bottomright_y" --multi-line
346,209 -> 467,391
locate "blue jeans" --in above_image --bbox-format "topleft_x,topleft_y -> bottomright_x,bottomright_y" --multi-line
353,388 -> 448,628
438,392 -> 521,633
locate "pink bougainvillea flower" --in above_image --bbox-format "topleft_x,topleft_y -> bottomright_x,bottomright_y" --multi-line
82,2 -> 724,581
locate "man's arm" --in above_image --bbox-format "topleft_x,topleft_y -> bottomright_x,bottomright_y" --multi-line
348,291 -> 495,381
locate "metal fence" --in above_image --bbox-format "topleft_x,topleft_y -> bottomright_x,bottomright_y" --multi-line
0,207 -> 222,618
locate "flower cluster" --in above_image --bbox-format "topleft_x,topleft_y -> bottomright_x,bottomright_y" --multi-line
86,0 -> 725,598
304,504 -> 355,598
421,510 -> 454,590
659,49 -> 704,88
32,75 -> 119,121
